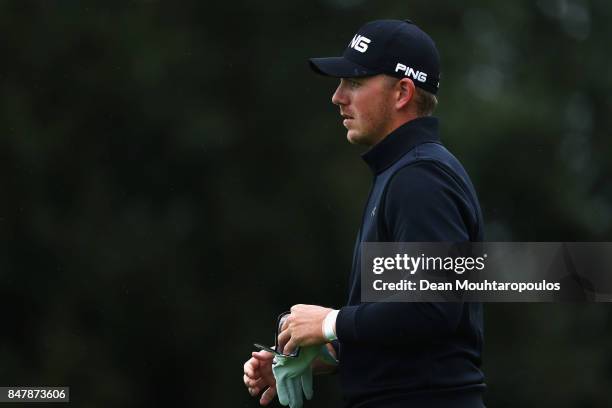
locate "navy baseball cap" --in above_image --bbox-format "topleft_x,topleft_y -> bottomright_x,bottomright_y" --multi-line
309,19 -> 440,94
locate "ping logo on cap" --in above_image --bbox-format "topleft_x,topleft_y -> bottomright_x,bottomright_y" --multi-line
349,34 -> 371,53
395,63 -> 428,83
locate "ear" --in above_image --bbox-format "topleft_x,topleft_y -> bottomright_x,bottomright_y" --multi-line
395,78 -> 415,110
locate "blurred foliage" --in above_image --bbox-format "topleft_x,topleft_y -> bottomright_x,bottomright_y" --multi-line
0,0 -> 611,407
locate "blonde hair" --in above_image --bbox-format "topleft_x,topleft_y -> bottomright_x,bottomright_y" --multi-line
413,87 -> 438,117
385,76 -> 438,117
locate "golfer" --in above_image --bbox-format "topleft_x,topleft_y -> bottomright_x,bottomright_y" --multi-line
244,19 -> 486,408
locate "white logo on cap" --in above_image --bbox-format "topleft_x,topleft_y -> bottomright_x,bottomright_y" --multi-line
395,63 -> 428,83
349,35 -> 371,53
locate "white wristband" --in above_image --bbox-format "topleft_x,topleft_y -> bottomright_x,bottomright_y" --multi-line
322,309 -> 339,341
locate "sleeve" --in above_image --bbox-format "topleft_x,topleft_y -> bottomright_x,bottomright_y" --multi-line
336,161 -> 476,345
330,339 -> 339,357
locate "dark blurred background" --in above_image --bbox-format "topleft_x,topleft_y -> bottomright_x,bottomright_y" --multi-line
1,0 -> 611,407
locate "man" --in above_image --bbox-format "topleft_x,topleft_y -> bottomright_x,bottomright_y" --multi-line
244,19 -> 485,407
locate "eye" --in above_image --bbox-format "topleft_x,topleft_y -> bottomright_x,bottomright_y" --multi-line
347,79 -> 361,88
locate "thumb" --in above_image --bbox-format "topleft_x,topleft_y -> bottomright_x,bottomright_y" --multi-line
260,385 -> 277,406
253,351 -> 275,361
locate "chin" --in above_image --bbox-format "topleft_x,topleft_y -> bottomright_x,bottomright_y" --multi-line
346,131 -> 371,146
346,133 -> 359,145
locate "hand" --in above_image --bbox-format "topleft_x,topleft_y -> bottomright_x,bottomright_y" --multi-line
277,304 -> 333,355
243,350 -> 277,406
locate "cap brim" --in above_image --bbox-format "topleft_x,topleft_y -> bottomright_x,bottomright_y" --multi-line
309,57 -> 379,78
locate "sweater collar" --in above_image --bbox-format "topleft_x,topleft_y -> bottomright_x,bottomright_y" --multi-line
361,116 -> 441,174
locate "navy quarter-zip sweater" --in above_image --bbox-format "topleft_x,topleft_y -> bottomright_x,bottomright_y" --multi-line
334,117 -> 485,408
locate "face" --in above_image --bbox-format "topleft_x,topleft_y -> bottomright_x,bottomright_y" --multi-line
331,75 -> 397,146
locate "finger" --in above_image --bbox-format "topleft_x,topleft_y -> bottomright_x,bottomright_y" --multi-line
244,375 -> 263,388
251,377 -> 266,389
277,330 -> 291,353
260,385 -> 277,406
289,378 -> 303,408
244,374 -> 253,387
276,379 -> 289,406
252,350 -> 275,361
283,338 -> 298,355
249,375 -> 271,395
245,367 -> 258,379
301,370 -> 313,400
285,379 -> 296,408
244,359 -> 258,378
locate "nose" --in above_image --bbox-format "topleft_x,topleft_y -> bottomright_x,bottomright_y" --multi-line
332,80 -> 347,106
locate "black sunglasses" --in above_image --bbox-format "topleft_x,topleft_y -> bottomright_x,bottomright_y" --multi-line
254,311 -> 300,358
